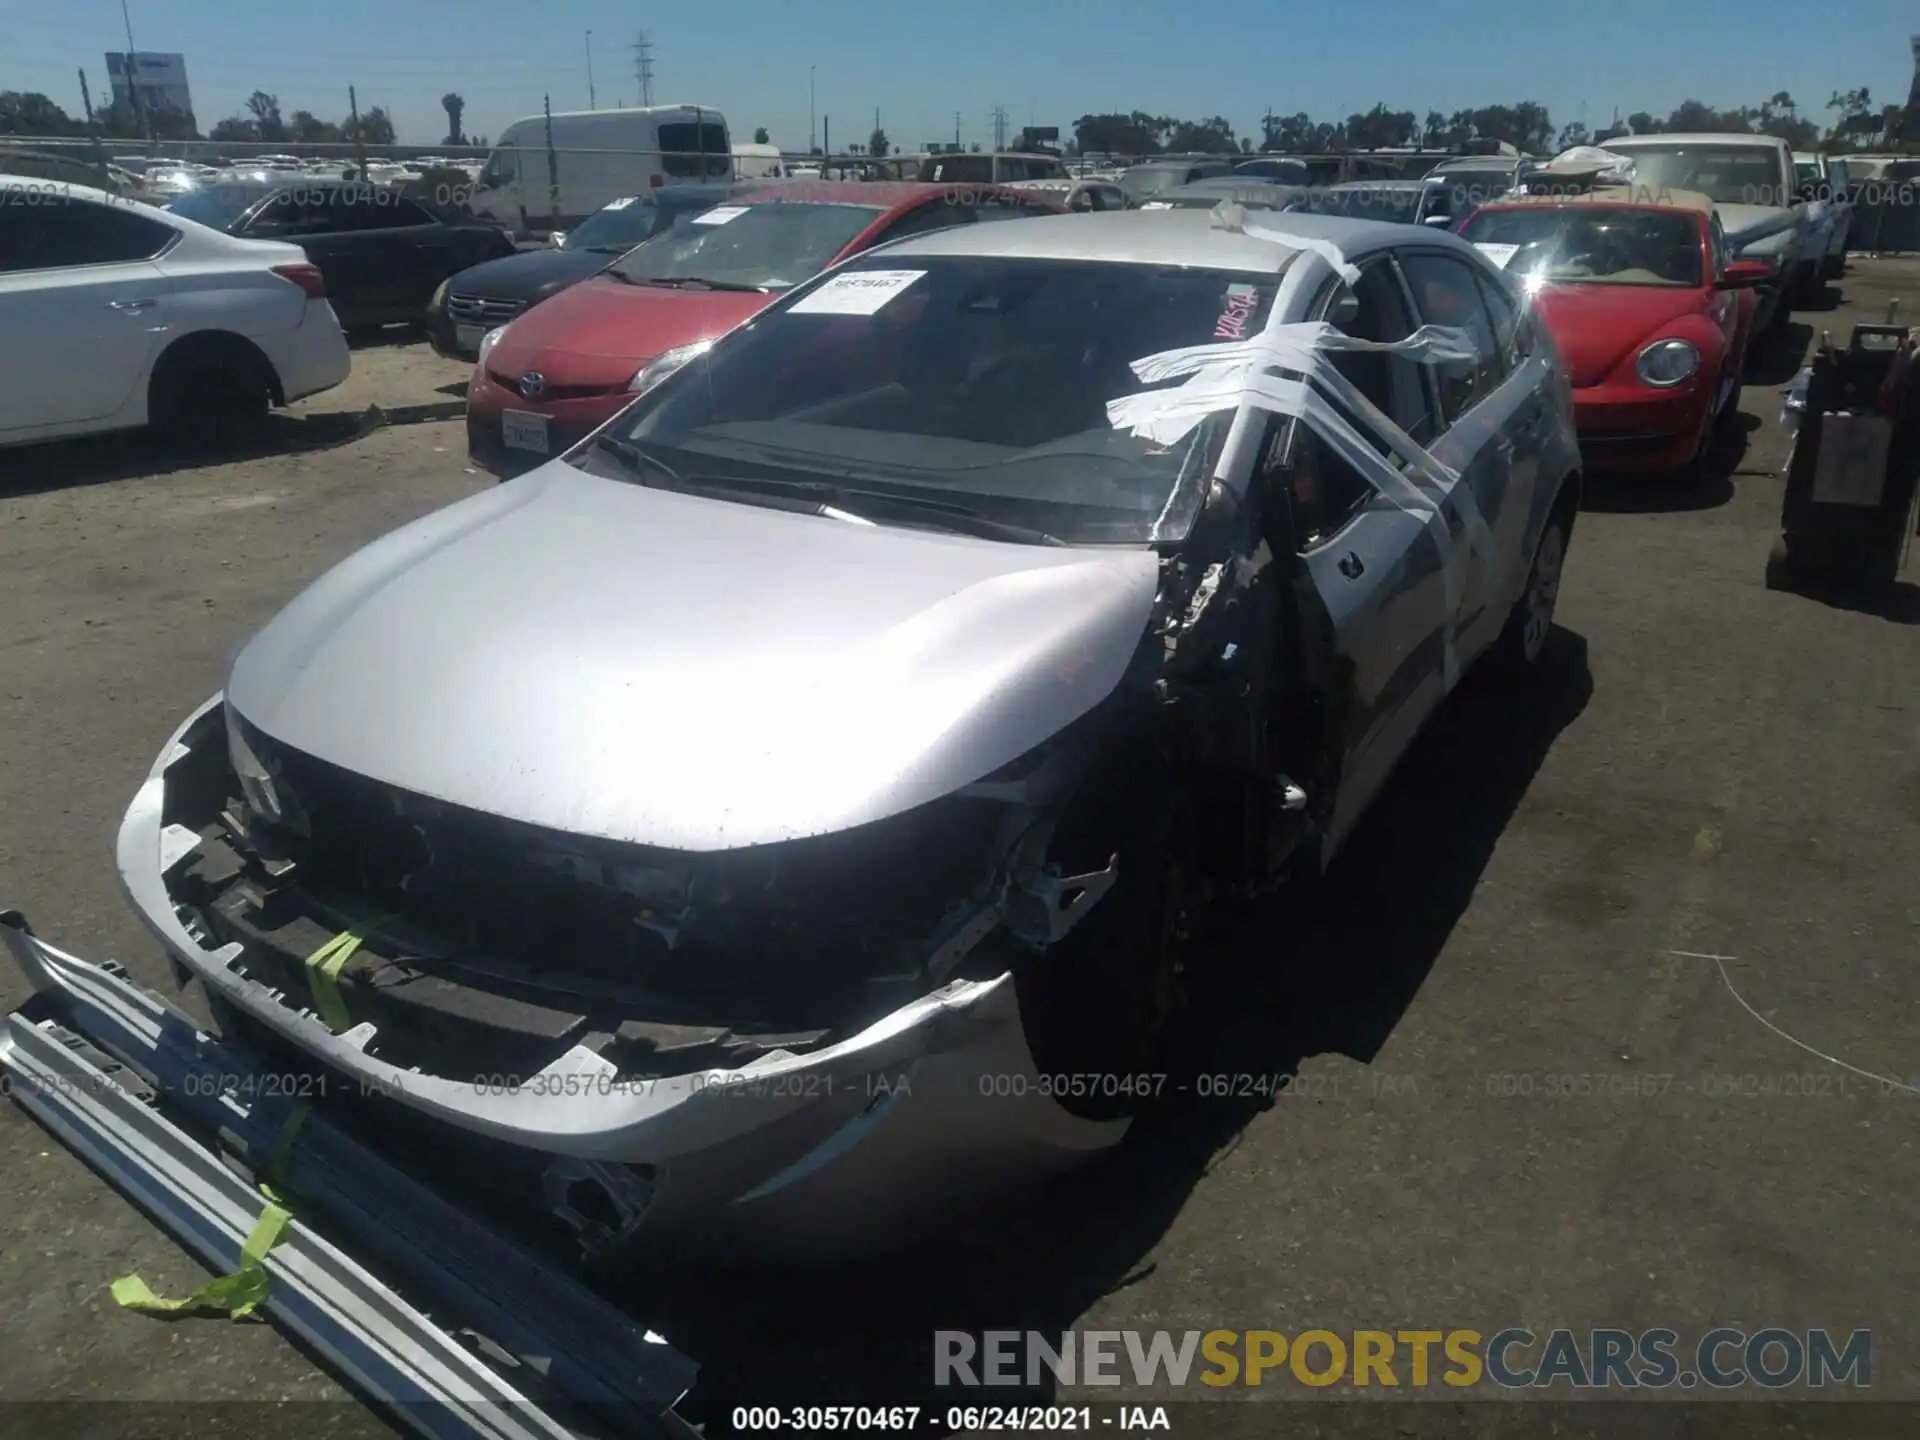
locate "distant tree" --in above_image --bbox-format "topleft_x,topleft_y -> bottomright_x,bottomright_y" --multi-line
343,105 -> 397,146
1558,121 -> 1590,149
209,116 -> 260,143
868,126 -> 888,157
1074,111 -> 1165,156
1421,110 -> 1448,148
441,92 -> 466,145
752,125 -> 769,144
1344,103 -> 1416,149
95,99 -> 144,138
147,103 -> 199,140
289,110 -> 342,144
245,91 -> 285,142
472,135 -> 489,148
1165,115 -> 1235,153
1239,135 -> 1252,153
969,141 -> 981,152
0,91 -> 83,135
1624,111 -> 1662,135
1261,111 -> 1313,152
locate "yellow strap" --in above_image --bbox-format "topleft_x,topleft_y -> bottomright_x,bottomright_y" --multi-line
111,1201 -> 292,1321
258,1101 -> 311,1205
303,918 -> 387,1034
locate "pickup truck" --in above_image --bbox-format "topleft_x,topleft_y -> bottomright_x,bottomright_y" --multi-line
1601,133 -> 1810,330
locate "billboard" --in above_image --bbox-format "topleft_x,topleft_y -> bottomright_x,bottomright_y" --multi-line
106,52 -> 194,119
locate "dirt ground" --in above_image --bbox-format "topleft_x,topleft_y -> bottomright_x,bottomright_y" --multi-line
0,268 -> 1916,1436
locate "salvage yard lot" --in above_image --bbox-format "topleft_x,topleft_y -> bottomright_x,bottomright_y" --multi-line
1,267 -> 1916,1429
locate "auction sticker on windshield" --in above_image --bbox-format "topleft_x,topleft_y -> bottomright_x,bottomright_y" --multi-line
692,205 -> 750,225
789,269 -> 927,316
604,197 -> 636,210
1474,243 -> 1519,268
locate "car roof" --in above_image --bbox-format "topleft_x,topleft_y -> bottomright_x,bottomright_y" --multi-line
729,179 -> 1025,214
870,206 -> 1429,271
1324,178 -> 1426,193
1602,133 -> 1782,147
1,174 -> 179,218
1483,184 -> 1714,215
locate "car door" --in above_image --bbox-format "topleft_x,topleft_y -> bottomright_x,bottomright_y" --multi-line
1393,247 -> 1538,664
1272,254 -> 1455,857
358,195 -> 457,311
0,197 -> 178,433
322,189 -> 418,322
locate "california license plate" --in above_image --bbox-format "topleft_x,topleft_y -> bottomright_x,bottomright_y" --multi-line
501,409 -> 549,454
455,322 -> 487,351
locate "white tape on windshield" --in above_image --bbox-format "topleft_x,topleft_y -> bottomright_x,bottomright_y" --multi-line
1473,242 -> 1519,268
692,205 -> 749,225
1108,234 -> 1497,691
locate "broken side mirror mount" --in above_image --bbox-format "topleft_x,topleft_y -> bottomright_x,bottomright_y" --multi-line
1328,288 -> 1362,327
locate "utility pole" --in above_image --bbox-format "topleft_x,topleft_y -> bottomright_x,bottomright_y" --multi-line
954,110 -> 962,150
632,32 -> 655,108
586,32 -> 596,110
544,94 -> 560,224
991,104 -> 1008,151
348,85 -> 367,178
78,69 -> 96,127
809,65 -> 817,155
120,0 -> 153,144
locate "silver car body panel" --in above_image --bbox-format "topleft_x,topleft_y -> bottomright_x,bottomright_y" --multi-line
226,465 -> 1162,852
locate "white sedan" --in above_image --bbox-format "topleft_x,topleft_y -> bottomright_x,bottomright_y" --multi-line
0,176 -> 351,450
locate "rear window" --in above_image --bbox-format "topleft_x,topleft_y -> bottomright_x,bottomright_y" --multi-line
918,156 -> 995,184
659,122 -> 732,180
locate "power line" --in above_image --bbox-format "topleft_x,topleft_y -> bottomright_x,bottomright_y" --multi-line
632,31 -> 655,108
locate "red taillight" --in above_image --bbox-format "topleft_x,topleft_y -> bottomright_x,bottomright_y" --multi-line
271,262 -> 326,299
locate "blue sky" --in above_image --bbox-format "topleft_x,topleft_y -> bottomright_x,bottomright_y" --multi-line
4,0 -> 1915,151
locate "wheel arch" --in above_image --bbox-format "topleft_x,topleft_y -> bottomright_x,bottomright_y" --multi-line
148,328 -> 285,410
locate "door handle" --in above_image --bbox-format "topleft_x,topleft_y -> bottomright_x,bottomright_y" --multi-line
1337,551 -> 1365,579
109,298 -> 158,311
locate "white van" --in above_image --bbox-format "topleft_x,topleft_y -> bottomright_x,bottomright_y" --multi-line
469,104 -> 731,237
731,142 -> 787,179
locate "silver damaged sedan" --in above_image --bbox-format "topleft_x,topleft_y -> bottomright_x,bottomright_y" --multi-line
25,209 -> 1583,1261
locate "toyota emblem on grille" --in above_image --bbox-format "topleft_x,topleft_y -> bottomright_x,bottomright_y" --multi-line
518,371 -> 546,399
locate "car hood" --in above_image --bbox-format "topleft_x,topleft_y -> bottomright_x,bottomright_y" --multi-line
445,247 -> 612,302
225,465 -> 1162,852
488,277 -> 774,389
1716,201 -> 1798,247
1532,283 -> 1710,387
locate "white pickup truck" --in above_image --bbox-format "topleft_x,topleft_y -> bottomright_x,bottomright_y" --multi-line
1601,133 -> 1811,330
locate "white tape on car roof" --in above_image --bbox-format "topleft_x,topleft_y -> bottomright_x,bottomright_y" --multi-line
1110,203 -> 1500,691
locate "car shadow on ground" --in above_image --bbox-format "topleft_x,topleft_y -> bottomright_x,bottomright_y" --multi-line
1744,321 -> 1813,387
436,381 -> 470,400
641,630 -> 1595,1435
1799,283 -> 1845,313
1578,416 -> 1754,514
0,403 -> 468,498
1771,575 -> 1920,625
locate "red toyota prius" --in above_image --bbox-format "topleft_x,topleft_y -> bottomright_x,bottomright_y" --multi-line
466,181 -> 1061,476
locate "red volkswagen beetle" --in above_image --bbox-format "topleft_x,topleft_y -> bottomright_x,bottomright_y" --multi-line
467,181 -> 1061,476
1457,188 -> 1772,477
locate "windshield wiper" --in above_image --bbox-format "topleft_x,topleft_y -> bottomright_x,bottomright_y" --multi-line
590,434 -> 687,486
665,277 -> 770,293
671,473 -> 1067,546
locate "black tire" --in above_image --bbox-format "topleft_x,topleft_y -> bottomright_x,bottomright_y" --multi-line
1013,754 -> 1194,1122
147,337 -> 274,454
1486,492 -> 1573,675
1763,538 -> 1794,591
